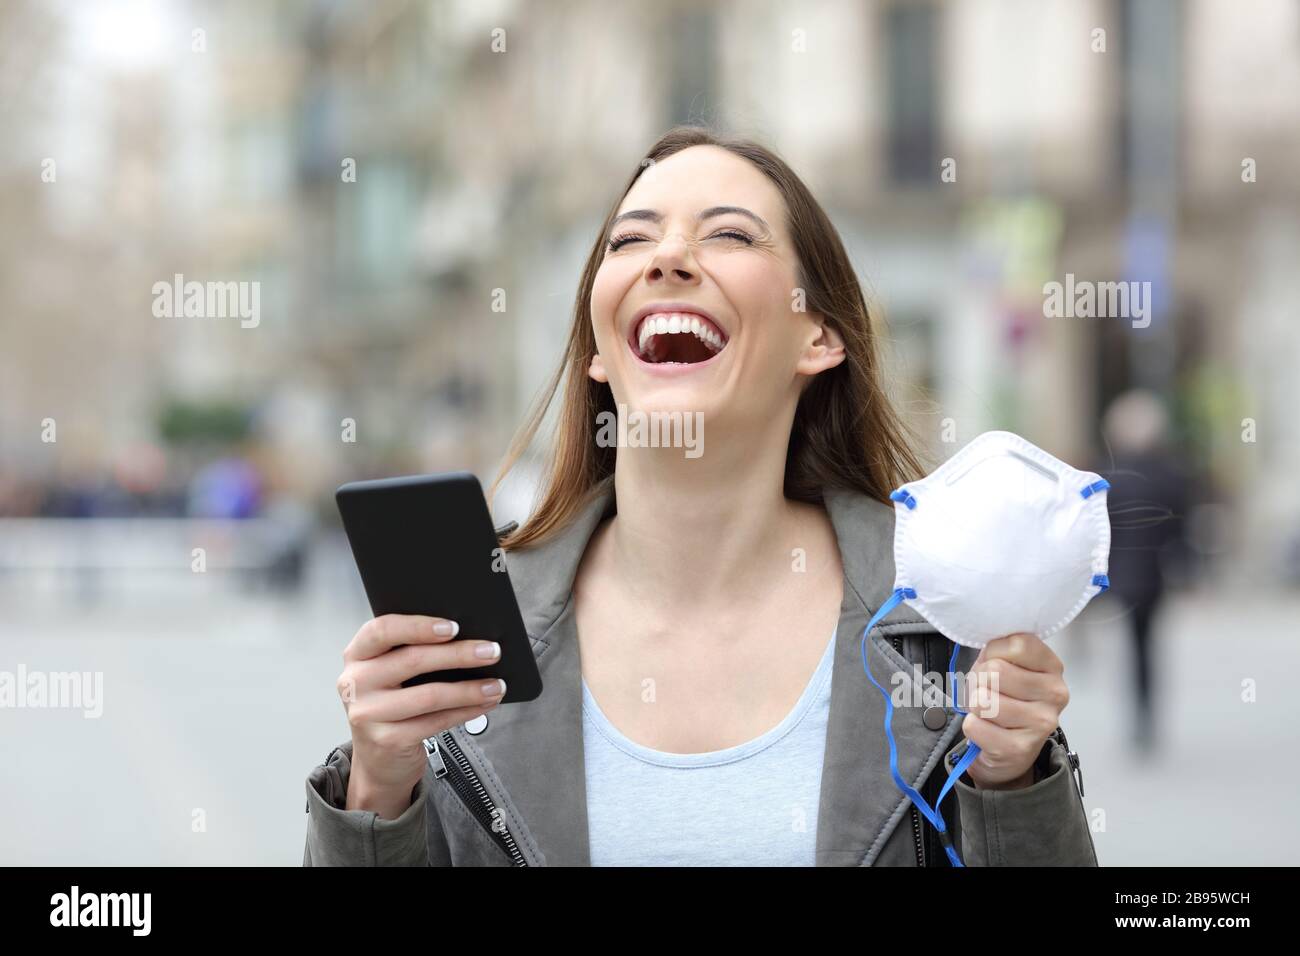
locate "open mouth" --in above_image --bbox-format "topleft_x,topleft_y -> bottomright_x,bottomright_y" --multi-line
630,311 -> 729,365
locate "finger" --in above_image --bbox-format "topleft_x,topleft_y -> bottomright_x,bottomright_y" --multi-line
365,639 -> 502,690
966,691 -> 1059,734
961,713 -> 1043,772
967,658 -> 1068,706
388,700 -> 504,747
354,677 -> 507,724
981,632 -> 1062,674
345,615 -> 460,662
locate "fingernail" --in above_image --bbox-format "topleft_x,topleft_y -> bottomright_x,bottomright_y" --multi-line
474,641 -> 500,660
433,620 -> 459,637
481,679 -> 506,697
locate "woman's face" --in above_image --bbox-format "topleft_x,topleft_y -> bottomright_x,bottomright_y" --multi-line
588,145 -> 841,433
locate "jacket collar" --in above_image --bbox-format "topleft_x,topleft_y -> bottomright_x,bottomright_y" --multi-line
475,478 -> 966,865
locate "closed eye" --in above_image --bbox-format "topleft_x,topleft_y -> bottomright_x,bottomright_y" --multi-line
606,232 -> 647,252
605,229 -> 756,252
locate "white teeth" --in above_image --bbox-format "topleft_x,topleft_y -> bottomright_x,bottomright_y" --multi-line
635,311 -> 726,358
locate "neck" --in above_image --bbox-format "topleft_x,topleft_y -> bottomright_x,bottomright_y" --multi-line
604,413 -> 815,609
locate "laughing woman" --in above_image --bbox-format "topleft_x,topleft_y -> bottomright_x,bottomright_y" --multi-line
303,126 -> 1098,867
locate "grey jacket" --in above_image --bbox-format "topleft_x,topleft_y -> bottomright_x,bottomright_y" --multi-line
303,482 -> 1099,866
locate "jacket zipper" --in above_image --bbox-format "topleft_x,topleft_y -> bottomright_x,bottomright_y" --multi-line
891,633 -> 927,867
425,732 -> 529,867
1050,725 -> 1098,864
1052,726 -> 1085,798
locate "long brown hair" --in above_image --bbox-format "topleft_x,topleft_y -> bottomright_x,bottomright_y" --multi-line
490,125 -> 926,550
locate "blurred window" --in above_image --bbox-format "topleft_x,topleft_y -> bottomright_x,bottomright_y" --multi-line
666,8 -> 717,125
337,158 -> 418,286
885,1 -> 939,185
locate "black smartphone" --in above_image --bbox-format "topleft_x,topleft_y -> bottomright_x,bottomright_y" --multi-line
335,471 -> 543,703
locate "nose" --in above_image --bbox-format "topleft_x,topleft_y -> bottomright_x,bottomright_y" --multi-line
644,232 -> 700,286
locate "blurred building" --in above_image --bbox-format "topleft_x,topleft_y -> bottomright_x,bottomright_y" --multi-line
1,0 -> 1298,581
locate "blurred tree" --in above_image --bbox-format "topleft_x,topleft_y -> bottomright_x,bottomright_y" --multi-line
157,399 -> 253,445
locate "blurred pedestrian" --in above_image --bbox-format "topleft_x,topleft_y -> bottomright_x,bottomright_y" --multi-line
187,457 -> 262,519
1098,390 -> 1190,755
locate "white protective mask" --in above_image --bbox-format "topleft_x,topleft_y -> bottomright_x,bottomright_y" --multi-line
886,430 -> 1112,649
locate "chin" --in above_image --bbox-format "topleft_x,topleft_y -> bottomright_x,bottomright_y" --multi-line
614,377 -> 722,415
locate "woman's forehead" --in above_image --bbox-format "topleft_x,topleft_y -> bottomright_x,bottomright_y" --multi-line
620,146 -> 784,224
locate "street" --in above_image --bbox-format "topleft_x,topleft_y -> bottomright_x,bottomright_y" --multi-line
1,548 -> 1296,865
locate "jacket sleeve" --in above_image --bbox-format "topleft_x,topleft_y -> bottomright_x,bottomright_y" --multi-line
944,731 -> 1099,866
302,739 -> 450,866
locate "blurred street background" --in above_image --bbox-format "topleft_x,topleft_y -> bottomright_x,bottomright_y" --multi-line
2,0 -> 1298,865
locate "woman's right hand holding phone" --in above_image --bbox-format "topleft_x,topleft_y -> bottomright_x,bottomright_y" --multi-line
337,614 -> 506,819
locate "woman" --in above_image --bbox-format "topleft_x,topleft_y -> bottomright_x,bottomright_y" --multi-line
303,127 -> 1097,866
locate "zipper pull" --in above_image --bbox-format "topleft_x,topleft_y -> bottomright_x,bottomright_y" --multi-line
423,736 -> 449,779
1052,727 -> 1084,799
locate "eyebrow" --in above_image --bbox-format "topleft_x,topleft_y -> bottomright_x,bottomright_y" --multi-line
608,205 -> 771,234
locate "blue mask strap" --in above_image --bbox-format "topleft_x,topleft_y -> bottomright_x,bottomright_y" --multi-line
860,587 -> 982,867
948,642 -> 968,716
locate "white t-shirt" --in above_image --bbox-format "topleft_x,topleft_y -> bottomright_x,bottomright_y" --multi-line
581,628 -> 837,866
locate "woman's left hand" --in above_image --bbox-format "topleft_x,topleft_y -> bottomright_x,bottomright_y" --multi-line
961,633 -> 1069,791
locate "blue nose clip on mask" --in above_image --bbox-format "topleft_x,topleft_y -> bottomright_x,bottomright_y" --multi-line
859,430 -> 1112,865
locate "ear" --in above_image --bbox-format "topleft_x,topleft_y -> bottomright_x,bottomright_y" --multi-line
794,315 -> 846,377
587,351 -> 609,384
